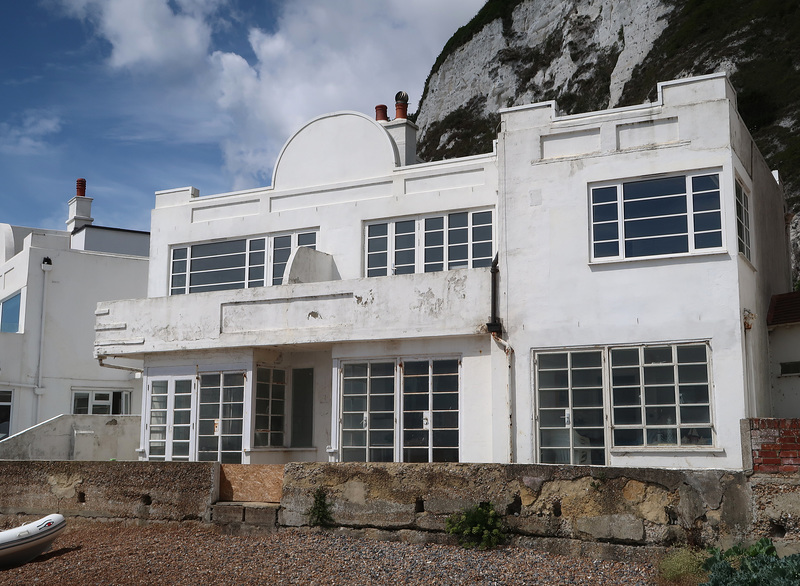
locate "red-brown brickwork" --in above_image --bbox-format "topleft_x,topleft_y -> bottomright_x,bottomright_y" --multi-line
750,419 -> 800,473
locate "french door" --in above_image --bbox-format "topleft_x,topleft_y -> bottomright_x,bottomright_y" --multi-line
147,377 -> 195,461
535,350 -> 606,465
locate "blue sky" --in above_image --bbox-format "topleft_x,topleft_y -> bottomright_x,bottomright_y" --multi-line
0,0 -> 484,232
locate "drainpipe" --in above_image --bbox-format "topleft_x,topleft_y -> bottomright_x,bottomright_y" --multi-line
492,332 -> 514,463
34,257 -> 53,424
97,355 -> 143,375
485,254 -> 514,462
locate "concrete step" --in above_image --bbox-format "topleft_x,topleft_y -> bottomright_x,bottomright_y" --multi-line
212,502 -> 280,533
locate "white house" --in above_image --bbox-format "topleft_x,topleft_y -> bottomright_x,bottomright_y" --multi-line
768,291 -> 800,417
95,74 -> 792,470
0,180 -> 149,444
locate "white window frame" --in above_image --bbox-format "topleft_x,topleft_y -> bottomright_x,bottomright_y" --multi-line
253,366 -> 287,448
169,229 -> 317,295
270,231 -> 317,285
72,389 -> 131,415
365,209 -> 494,277
336,357 -> 461,463
0,389 -> 11,440
144,376 -> 196,462
533,341 -> 715,464
735,180 -> 751,261
0,291 -> 22,333
590,171 -> 724,262
197,371 -> 246,464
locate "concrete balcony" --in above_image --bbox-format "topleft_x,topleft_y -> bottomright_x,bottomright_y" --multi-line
95,268 -> 492,357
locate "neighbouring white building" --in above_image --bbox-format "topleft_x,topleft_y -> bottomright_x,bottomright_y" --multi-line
0,180 -> 149,446
95,74 -> 793,470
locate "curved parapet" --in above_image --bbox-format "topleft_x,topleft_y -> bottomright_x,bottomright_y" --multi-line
0,223 -> 14,263
272,111 -> 400,190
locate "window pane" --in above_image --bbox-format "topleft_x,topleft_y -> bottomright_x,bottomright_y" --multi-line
695,232 -> 722,249
368,223 -> 387,237
680,406 -> 710,424
192,240 -> 246,257
613,429 -> 643,446
692,174 -> 719,191
623,176 -> 686,200
624,215 -> 687,239
592,186 -> 617,203
623,195 -> 686,220
0,293 -> 21,333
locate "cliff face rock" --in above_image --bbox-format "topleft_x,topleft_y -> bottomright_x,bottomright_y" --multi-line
415,0 -> 800,282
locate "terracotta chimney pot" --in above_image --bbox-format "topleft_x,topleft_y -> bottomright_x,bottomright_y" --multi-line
375,104 -> 388,121
395,91 -> 409,120
76,178 -> 86,197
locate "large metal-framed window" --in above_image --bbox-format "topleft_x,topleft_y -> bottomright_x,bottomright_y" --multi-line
534,342 -> 714,464
591,172 -> 723,261
366,210 -> 493,277
339,358 -> 460,463
170,230 -> 317,295
611,343 -> 713,448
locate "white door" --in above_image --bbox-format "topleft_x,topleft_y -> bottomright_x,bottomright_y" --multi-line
146,377 -> 195,461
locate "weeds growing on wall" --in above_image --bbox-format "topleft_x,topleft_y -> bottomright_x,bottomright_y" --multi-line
307,487 -> 334,527
445,501 -> 506,550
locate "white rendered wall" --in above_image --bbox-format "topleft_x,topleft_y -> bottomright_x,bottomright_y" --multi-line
497,75 -> 790,469
0,230 -> 147,437
769,326 -> 800,417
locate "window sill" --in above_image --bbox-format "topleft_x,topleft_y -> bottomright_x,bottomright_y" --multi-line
589,249 -> 730,267
610,447 -> 725,456
244,447 -> 316,453
738,252 -> 756,272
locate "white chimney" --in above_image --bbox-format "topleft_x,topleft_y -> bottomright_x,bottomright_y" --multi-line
377,91 -> 419,167
66,178 -> 94,233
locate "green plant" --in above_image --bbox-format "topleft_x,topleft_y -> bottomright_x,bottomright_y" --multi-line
445,501 -> 506,550
658,546 -> 708,583
701,538 -> 800,585
307,487 -> 334,527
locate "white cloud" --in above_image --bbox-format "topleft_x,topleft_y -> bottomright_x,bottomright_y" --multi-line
0,111 -> 62,155
206,0 -> 485,189
56,0 -> 485,190
59,0 -> 223,70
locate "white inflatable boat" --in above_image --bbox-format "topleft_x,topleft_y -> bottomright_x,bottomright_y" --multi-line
0,514 -> 66,567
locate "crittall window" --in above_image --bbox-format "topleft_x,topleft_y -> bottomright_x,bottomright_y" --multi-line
591,173 -> 722,261
72,390 -> 131,415
170,231 -> 316,295
366,210 -> 493,277
735,181 -> 751,261
535,342 -> 713,465
340,358 -> 460,463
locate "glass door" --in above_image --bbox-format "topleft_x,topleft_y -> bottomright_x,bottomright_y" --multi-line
536,350 -> 606,465
147,377 -> 195,461
340,362 -> 395,462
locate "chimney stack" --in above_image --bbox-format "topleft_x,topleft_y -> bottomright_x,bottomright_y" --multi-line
66,178 -> 94,233
381,91 -> 418,167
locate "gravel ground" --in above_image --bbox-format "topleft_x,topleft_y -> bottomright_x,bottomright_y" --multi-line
0,519 -> 659,585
